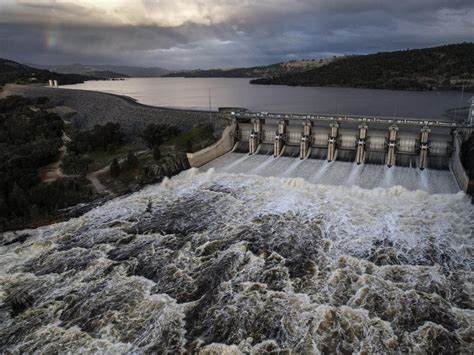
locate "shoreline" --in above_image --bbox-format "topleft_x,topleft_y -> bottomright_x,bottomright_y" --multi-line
67,87 -> 220,114
0,84 -> 223,141
39,82 -> 219,114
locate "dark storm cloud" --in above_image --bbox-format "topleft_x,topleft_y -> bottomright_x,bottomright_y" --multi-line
0,0 -> 472,69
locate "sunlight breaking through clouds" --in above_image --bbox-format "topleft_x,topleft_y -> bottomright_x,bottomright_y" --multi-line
0,0 -> 472,68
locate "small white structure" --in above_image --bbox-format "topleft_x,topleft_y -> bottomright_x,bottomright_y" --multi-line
53,80 -> 58,88
48,79 -> 54,87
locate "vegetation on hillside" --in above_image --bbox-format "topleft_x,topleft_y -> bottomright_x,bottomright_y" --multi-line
0,96 -> 93,231
140,124 -> 182,148
92,124 -> 211,195
0,58 -> 98,86
0,112 -> 217,231
34,63 -> 168,78
251,43 -> 474,91
84,71 -> 128,79
164,59 -> 334,78
67,122 -> 126,154
166,124 -> 215,153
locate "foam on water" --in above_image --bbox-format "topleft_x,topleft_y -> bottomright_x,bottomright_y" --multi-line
0,169 -> 472,353
203,152 -> 460,194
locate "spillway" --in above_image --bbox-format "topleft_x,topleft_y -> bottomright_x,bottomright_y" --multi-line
203,152 -> 460,194
189,107 -> 473,194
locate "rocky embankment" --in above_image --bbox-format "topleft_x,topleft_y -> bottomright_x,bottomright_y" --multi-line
0,84 -> 221,141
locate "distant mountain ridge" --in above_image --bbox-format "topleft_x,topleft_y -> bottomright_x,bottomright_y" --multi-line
0,58 -> 96,86
251,43 -> 474,92
30,63 -> 169,78
164,58 -> 339,78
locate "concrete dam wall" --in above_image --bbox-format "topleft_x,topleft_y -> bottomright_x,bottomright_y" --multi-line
198,109 -> 473,194
187,123 -> 236,167
234,113 -> 457,171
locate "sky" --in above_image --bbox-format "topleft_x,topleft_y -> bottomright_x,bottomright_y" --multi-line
0,0 -> 473,69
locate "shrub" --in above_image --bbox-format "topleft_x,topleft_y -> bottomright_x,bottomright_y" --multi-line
153,146 -> 162,161
110,158 -> 121,178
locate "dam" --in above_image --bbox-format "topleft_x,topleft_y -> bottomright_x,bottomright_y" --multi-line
190,108 -> 473,194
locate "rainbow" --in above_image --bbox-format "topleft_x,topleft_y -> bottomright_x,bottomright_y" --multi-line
44,28 -> 59,49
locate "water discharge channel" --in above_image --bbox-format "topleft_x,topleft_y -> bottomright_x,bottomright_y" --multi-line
202,152 -> 460,194
1,168 -> 471,353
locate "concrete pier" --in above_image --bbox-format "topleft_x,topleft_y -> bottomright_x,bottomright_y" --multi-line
386,125 -> 398,167
249,118 -> 262,154
300,120 -> 312,159
419,126 -> 431,170
356,123 -> 368,164
327,123 -> 339,162
274,120 -> 286,157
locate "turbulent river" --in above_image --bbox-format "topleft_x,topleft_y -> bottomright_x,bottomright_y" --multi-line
1,165 -> 473,353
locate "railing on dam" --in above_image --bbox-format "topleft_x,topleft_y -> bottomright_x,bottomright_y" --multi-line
226,109 -> 469,128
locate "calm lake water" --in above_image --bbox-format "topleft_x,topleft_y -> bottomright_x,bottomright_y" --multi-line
62,77 -> 469,119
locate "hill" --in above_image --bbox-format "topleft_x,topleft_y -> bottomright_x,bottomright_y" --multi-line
0,58 -> 96,86
251,43 -> 474,91
85,71 -> 129,79
164,58 -> 338,78
31,63 -> 168,78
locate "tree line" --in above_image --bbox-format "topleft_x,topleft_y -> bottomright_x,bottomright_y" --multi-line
252,43 -> 474,92
0,96 -> 93,231
0,98 -> 208,231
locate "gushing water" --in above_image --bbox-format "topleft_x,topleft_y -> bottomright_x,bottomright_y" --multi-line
204,153 -> 460,194
382,166 -> 394,188
0,165 -> 471,353
346,163 -> 363,187
280,157 -> 304,178
249,155 -> 277,175
419,169 -> 430,192
310,160 -> 332,184
221,153 -> 251,172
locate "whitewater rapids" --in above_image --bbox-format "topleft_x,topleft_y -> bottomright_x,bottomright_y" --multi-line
203,152 -> 460,194
0,169 -> 473,353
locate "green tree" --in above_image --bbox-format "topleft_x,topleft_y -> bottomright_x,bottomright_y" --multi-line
110,158 -> 121,178
140,124 -> 181,148
61,154 -> 92,179
186,139 -> 193,153
153,146 -> 162,161
140,124 -> 165,148
8,183 -> 29,218
125,151 -> 139,170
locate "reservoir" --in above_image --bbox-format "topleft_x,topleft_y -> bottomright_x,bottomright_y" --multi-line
62,77 -> 468,119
